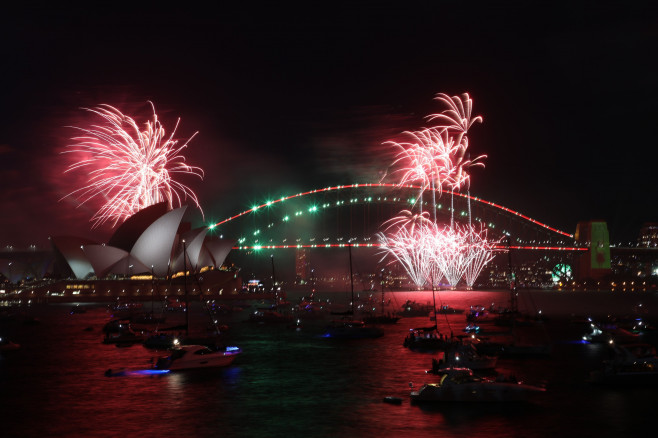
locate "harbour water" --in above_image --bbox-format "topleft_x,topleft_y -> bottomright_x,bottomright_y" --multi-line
1,289 -> 657,438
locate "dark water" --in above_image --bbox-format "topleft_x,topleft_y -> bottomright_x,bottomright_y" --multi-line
2,290 -> 657,438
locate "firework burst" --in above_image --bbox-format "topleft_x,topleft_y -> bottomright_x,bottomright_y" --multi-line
377,211 -> 439,289
463,225 -> 498,288
427,92 -> 483,145
379,92 -> 492,288
62,103 -> 204,228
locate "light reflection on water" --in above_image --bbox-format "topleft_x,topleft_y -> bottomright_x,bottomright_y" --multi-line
1,290 -> 657,437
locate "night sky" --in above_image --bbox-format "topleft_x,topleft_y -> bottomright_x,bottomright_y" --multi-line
1,1 -> 657,249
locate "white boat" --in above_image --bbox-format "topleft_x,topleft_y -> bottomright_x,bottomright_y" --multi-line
410,367 -> 546,403
154,345 -> 241,370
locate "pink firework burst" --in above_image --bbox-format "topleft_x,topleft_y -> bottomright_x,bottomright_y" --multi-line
377,211 -> 440,289
387,128 -> 459,196
62,103 -> 204,228
427,92 -> 483,144
463,224 -> 498,289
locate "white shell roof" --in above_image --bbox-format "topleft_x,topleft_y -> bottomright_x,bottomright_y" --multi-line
130,206 -> 187,277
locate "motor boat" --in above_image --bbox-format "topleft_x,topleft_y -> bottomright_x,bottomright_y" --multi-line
428,343 -> 498,373
399,300 -> 433,318
435,305 -> 465,315
322,318 -> 384,339
248,309 -> 293,324
403,326 -> 453,351
410,367 -> 546,403
103,328 -> 145,345
589,342 -> 658,385
143,332 -> 178,349
0,336 -> 20,351
363,313 -> 400,325
153,345 -> 241,370
466,305 -> 488,322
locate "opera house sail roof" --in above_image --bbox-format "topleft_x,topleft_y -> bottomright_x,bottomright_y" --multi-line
49,205 -> 235,282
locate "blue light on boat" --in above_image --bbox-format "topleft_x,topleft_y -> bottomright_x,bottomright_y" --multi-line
132,369 -> 171,375
226,346 -> 241,352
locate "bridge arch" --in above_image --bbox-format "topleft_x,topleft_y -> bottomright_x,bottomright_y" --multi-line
210,183 -> 575,249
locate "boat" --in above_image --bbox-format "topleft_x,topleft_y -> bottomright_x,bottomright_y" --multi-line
589,343 -> 658,385
102,328 -> 145,345
323,318 -> 384,339
248,308 -> 293,324
410,367 -> 546,403
428,343 -> 498,373
435,305 -> 465,315
383,396 -> 403,405
493,309 -> 544,327
403,326 -> 453,351
582,318 -> 641,344
103,318 -> 133,334
399,300 -> 433,318
362,313 -> 400,325
321,244 -> 384,339
466,305 -> 488,322
143,332 -> 179,349
362,288 -> 400,325
153,344 -> 241,370
0,336 -> 21,351
130,311 -> 166,325
69,304 -> 87,314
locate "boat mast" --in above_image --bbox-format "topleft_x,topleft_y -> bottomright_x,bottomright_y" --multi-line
183,239 -> 189,337
506,236 -> 517,313
271,254 -> 277,300
430,273 -> 438,331
348,243 -> 354,315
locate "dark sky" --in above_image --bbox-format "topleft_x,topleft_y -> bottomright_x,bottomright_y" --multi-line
1,0 -> 657,249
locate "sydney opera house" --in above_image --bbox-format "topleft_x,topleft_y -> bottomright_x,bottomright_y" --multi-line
0,203 -> 242,301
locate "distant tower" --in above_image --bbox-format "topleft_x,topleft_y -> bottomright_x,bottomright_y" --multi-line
295,248 -> 310,284
574,221 -> 611,280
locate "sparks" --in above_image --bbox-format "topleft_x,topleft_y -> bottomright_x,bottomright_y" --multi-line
379,92 -> 493,288
62,103 -> 204,228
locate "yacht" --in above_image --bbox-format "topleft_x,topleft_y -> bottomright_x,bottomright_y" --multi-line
0,336 -> 20,351
589,343 -> 658,385
154,345 -> 241,370
410,367 -> 546,403
428,343 -> 498,372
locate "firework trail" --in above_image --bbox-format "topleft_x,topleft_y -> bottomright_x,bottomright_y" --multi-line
387,128 -> 459,193
377,211 -> 440,289
463,225 -> 498,288
62,103 -> 204,228
429,224 -> 470,287
427,92 -> 483,148
379,92 -> 489,288
378,215 -> 498,289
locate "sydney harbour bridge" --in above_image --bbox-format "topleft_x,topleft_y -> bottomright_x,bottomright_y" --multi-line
209,183 -> 588,290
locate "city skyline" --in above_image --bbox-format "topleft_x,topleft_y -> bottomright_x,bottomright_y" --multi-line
1,2 -> 656,248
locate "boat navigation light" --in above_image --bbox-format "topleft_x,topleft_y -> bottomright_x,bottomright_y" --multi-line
173,338 -> 180,346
